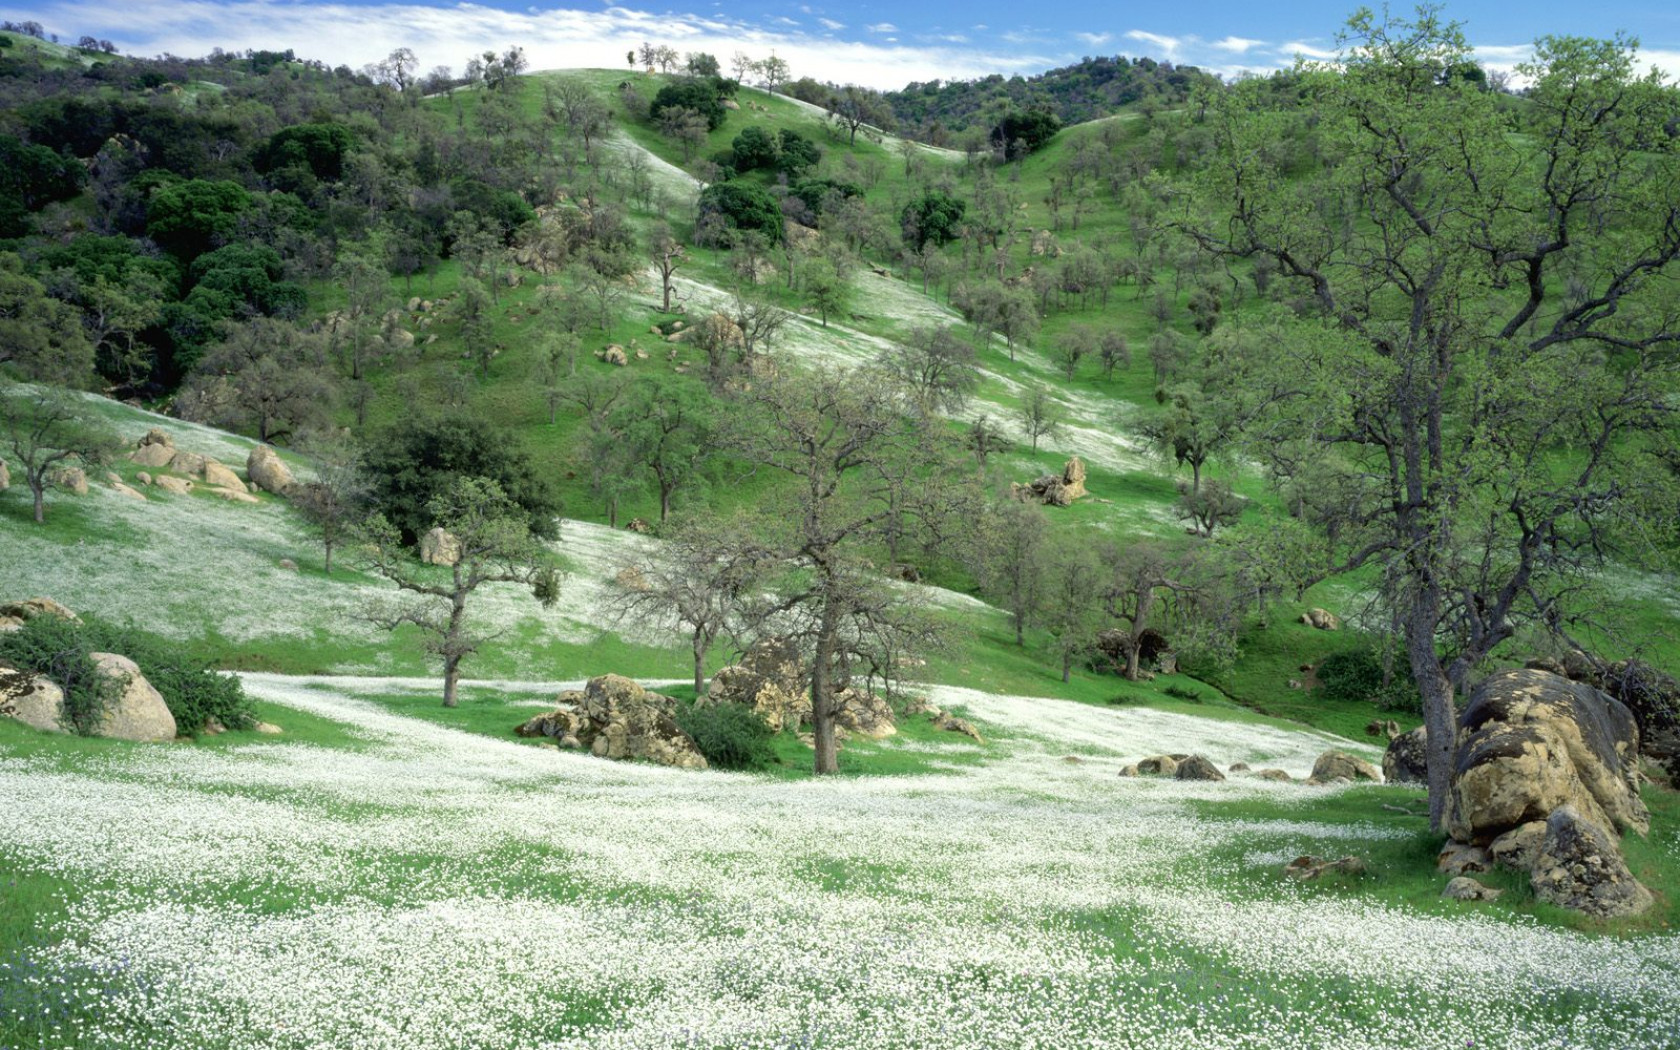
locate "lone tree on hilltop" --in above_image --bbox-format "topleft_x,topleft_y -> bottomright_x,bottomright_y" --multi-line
360,477 -> 559,707
1186,10 -> 1680,829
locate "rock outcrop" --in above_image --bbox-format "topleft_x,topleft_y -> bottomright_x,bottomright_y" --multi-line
832,688 -> 897,740
702,638 -> 901,742
705,663 -> 807,733
1527,653 -> 1680,781
1443,876 -> 1503,902
130,429 -> 176,468
1300,608 -> 1340,631
247,446 -> 296,496
0,597 -> 80,625
420,527 -> 462,567
1306,750 -> 1382,785
1383,727 -> 1428,785
1174,754 -> 1226,781
1447,669 -> 1647,845
202,460 -> 247,493
1530,805 -> 1654,918
514,674 -> 707,769
50,466 -> 88,495
1443,669 -> 1652,918
89,652 -> 177,743
1010,459 -> 1088,508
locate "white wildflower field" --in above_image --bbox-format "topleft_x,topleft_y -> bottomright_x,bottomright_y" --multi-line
4,675 -> 1677,1050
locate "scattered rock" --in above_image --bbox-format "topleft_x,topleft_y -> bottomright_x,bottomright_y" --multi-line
1307,750 -> 1383,785
832,687 -> 898,740
1011,473 -> 1072,507
1062,755 -> 1084,764
626,518 -> 651,534
1530,804 -> 1653,919
1284,855 -> 1366,880
247,446 -> 295,496
1437,841 -> 1493,877
0,456 -> 9,491
0,598 -> 79,624
202,460 -> 246,492
89,652 -> 177,743
1366,718 -> 1401,738
603,345 -> 629,366
50,466 -> 88,495
614,566 -> 651,592
154,475 -> 193,496
420,527 -> 462,567
1447,668 -> 1647,845
0,668 -> 65,732
1383,726 -> 1428,785
210,487 -> 261,505
255,722 -> 283,735
706,663 -> 808,733
278,558 -> 299,572
1173,754 -> 1226,781
1094,628 -> 1172,677
1443,876 -> 1503,902
930,710 -> 983,743
1228,761 -> 1251,772
1135,755 -> 1182,776
136,471 -> 152,485
109,481 -> 147,501
1117,763 -> 1140,777
1255,768 -> 1293,782
515,674 -> 707,770
1527,652 -> 1680,784
1300,608 -> 1340,631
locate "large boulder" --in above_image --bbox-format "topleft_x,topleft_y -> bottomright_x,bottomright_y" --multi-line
1094,628 -> 1172,676
202,459 -> 247,493
129,429 -> 176,468
154,475 -> 193,496
1011,474 -> 1072,507
515,674 -> 706,770
1446,669 -> 1647,846
1060,457 -> 1088,500
1528,653 -> 1680,782
89,653 -> 177,743
0,667 -> 65,732
0,456 -> 9,491
1530,805 -> 1653,919
168,450 -> 209,477
1174,754 -> 1225,781
1383,727 -> 1428,785
247,446 -> 296,496
420,527 -> 462,567
1300,607 -> 1340,631
1307,750 -> 1383,785
49,466 -> 88,495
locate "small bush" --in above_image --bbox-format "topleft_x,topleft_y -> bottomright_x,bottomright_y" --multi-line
0,614 -> 253,735
1315,646 -> 1419,714
674,701 -> 777,771
1163,685 -> 1202,703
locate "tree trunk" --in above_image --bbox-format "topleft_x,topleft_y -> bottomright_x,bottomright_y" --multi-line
1125,638 -> 1142,681
1407,607 -> 1458,832
31,480 -> 45,524
444,657 -> 461,707
660,485 -> 672,524
693,636 -> 707,697
810,600 -> 841,775
324,538 -> 334,575
1061,651 -> 1072,683
1190,459 -> 1202,496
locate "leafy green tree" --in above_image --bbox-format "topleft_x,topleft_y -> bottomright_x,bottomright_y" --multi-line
1041,537 -> 1105,682
360,477 -> 559,707
0,256 -> 97,385
775,129 -> 821,175
730,126 -> 778,171
877,324 -> 979,415
650,79 -> 728,131
0,134 -> 85,235
1017,383 -> 1062,452
179,318 -> 336,444
363,415 -> 562,543
0,385 -> 118,524
990,109 -> 1061,159
255,123 -> 354,181
826,85 -> 895,146
800,256 -> 852,327
1188,12 -> 1680,828
697,181 -> 784,244
146,179 -> 252,259
975,498 -> 1050,646
618,374 -> 715,523
900,192 -> 966,250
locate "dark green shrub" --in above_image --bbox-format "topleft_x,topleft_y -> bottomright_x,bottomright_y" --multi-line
989,109 -> 1062,159
900,192 -> 966,250
697,181 -> 784,243
1315,646 -> 1419,714
0,615 -> 252,735
730,126 -> 777,171
674,701 -> 777,771
363,414 -> 562,544
650,79 -> 728,131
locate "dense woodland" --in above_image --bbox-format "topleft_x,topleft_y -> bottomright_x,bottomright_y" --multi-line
1,11 -> 1678,802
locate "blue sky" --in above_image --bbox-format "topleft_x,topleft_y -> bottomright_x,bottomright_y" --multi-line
9,0 -> 1680,87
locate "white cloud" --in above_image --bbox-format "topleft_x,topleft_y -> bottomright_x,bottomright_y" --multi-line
1211,36 -> 1263,54
1124,29 -> 1181,59
818,18 -> 844,32
1279,39 -> 1337,61
42,0 -> 1053,90
1075,32 -> 1111,49
866,23 -> 897,34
